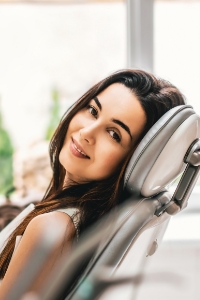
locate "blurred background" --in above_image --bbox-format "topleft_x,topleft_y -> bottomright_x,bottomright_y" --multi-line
0,0 -> 200,299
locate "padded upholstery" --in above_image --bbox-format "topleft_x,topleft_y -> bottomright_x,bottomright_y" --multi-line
124,105 -> 200,198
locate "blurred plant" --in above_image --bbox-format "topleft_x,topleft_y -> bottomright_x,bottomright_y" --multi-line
0,97 -> 14,196
45,87 -> 61,141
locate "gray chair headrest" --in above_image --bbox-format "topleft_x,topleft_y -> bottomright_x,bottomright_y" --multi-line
124,105 -> 200,199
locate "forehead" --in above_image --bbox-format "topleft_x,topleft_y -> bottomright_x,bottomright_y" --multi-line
97,83 -> 146,138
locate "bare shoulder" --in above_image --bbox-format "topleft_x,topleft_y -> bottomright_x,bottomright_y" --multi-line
29,211 -> 75,229
0,211 -> 76,297
24,211 -> 76,242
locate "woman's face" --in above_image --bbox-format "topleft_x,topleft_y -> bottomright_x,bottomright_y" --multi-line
59,83 -> 146,183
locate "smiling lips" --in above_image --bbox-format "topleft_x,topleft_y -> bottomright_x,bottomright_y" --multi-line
70,138 -> 90,159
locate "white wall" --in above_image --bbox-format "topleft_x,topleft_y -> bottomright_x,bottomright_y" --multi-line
0,1 -> 200,149
0,3 -> 126,148
154,1 -> 200,113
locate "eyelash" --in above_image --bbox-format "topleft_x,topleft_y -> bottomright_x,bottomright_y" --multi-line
87,104 -> 98,118
109,130 -> 121,143
86,104 -> 121,143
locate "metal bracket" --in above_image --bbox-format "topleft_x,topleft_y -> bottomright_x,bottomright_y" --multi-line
156,139 -> 200,216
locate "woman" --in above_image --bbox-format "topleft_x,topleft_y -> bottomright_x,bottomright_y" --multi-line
0,69 -> 185,296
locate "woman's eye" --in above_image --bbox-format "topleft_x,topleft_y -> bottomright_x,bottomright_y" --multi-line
88,105 -> 98,118
109,130 -> 121,143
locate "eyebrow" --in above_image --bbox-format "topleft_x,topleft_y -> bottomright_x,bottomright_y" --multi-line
112,119 -> 132,140
93,96 -> 132,140
94,97 -> 102,110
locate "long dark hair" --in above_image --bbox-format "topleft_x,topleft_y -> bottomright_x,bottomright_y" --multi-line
0,69 -> 185,278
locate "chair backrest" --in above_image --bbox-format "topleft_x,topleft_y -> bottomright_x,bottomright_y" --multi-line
124,104 -> 200,199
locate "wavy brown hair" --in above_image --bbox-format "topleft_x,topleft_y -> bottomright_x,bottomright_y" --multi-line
0,69 -> 185,278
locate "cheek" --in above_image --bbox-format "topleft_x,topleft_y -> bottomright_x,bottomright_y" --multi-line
95,141 -> 134,179
98,150 -> 125,176
59,143 -> 68,169
67,115 -> 79,133
103,154 -> 118,166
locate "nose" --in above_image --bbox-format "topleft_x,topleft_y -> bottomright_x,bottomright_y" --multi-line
79,123 -> 97,145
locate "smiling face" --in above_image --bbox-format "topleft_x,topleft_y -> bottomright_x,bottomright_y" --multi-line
59,83 -> 146,183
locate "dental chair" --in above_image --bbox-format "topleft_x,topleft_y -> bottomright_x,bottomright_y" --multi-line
4,105 -> 200,300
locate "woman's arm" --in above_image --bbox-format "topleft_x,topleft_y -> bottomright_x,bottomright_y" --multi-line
0,211 -> 76,298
